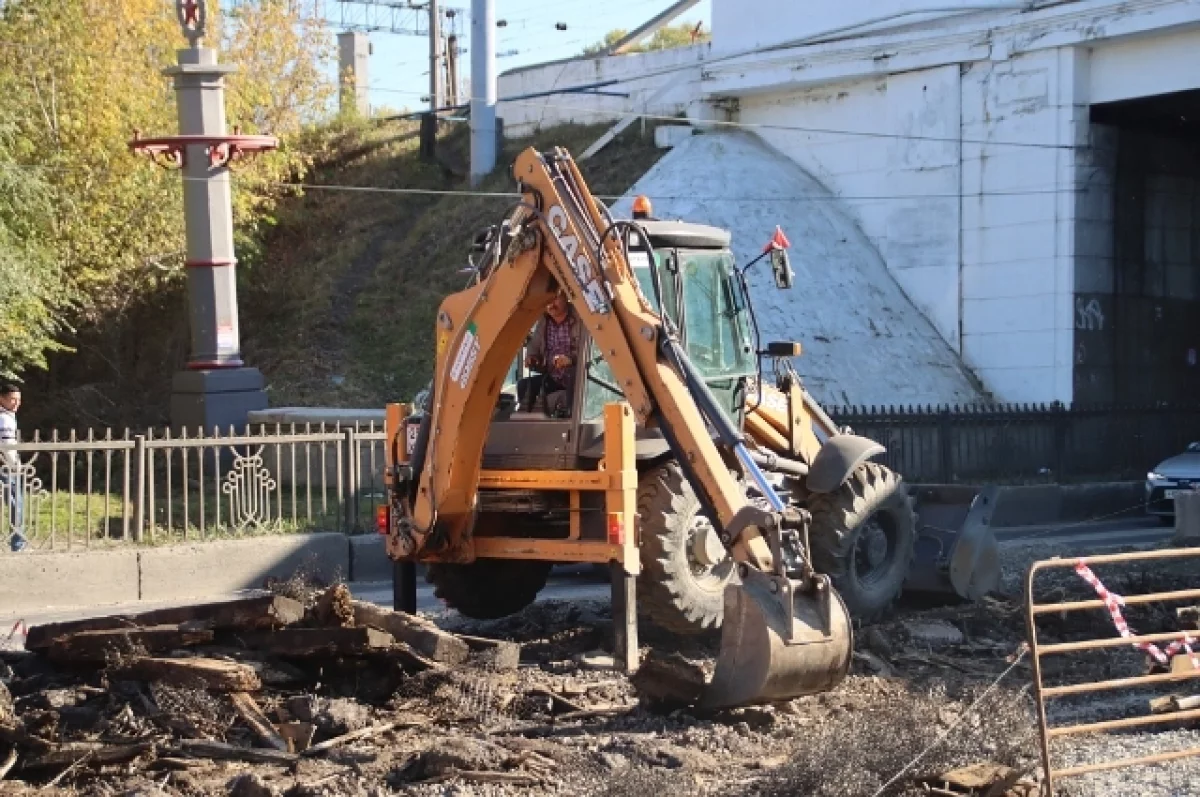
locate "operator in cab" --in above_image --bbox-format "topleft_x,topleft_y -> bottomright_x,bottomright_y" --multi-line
519,291 -> 579,417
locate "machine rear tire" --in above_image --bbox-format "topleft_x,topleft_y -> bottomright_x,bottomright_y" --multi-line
636,461 -> 738,635
424,559 -> 552,620
806,461 -> 917,623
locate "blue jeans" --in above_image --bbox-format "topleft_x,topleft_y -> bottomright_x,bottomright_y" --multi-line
1,473 -> 25,552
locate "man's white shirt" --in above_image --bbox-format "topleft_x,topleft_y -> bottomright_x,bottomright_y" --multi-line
0,410 -> 18,470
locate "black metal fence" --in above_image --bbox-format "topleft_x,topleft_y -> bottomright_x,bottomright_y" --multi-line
825,403 -> 1200,485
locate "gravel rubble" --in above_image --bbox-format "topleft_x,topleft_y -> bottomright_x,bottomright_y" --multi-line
1,536 -> 1199,796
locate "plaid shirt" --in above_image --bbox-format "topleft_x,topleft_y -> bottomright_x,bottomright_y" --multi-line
544,317 -> 575,387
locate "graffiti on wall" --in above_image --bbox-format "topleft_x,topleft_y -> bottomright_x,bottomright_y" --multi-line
1075,297 -> 1105,331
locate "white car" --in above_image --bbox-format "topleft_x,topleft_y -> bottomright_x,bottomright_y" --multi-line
1146,442 -> 1200,523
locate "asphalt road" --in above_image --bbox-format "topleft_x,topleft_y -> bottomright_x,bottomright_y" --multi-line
0,516 -> 1178,645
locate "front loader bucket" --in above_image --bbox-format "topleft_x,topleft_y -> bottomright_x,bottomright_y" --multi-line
699,568 -> 853,710
903,484 -> 1001,601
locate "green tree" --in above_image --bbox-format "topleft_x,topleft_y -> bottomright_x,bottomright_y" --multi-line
0,0 -> 335,375
0,124 -> 72,377
582,21 -> 710,56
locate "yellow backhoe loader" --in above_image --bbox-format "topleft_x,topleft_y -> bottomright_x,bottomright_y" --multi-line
379,146 -> 999,709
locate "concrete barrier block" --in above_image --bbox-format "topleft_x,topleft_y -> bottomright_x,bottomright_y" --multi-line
1175,490 -> 1200,541
986,482 -> 1145,528
989,485 -> 1062,527
139,533 -> 350,603
349,534 -> 392,583
1059,482 -> 1146,523
0,549 -> 140,614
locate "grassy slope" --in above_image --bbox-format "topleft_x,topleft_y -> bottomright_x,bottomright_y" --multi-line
243,119 -> 670,410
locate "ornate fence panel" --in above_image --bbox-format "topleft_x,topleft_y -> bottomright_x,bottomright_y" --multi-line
2,404 -> 1199,553
0,423 -> 385,553
0,431 -> 137,553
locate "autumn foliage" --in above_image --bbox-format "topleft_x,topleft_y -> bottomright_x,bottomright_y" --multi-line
0,0 -> 336,378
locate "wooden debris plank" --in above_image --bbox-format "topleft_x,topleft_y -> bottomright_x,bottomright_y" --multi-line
527,688 -> 586,714
178,739 -> 298,766
1151,694 -> 1200,714
26,595 -> 304,650
351,601 -> 469,664
24,741 -> 155,769
234,627 -> 394,657
229,692 -> 289,752
302,721 -> 400,757
457,634 -> 521,672
422,769 -> 541,786
380,642 -> 447,672
44,625 -> 214,663
278,721 -> 316,753
108,657 -> 262,692
0,748 -> 16,780
0,722 -> 51,753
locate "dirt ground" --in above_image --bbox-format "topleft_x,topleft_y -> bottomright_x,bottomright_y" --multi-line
2,544 -> 1199,797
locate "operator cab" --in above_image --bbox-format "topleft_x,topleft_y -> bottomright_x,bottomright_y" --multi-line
489,211 -> 757,470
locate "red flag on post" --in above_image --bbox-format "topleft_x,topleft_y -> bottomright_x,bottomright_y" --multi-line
763,226 -> 791,253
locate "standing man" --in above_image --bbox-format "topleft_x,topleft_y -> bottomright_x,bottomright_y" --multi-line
520,292 -> 580,417
0,383 -> 25,552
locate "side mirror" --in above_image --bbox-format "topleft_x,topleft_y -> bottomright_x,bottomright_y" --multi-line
770,247 -> 794,290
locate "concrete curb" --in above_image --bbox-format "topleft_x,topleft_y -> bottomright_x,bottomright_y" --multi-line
0,481 -> 1152,615
349,534 -> 392,583
1,532 -> 374,615
140,533 -> 350,603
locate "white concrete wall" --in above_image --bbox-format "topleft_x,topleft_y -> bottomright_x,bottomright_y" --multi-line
711,0 -> 1036,54
496,45 -> 709,138
734,47 -> 1085,403
1089,25 -> 1200,104
959,48 -> 1083,404
608,131 -> 985,407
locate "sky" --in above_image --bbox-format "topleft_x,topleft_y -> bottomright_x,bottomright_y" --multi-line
332,0 -> 714,113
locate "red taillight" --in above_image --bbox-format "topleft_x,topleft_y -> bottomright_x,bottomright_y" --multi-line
376,504 -> 389,535
606,512 -> 624,545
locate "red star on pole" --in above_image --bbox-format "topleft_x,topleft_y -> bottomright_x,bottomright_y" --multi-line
182,0 -> 199,25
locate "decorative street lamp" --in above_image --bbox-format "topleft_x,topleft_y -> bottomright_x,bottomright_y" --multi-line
129,0 -> 277,432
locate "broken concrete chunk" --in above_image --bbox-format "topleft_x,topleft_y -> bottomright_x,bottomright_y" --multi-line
575,650 -> 616,671
0,681 -> 12,724
227,772 -> 281,797
313,698 -> 370,737
630,651 -> 706,709
420,737 -> 509,776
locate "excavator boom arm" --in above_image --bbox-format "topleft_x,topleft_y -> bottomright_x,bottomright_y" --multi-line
395,146 -> 854,710
412,147 -> 777,570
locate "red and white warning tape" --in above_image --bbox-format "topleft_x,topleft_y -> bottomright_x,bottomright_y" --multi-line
1074,559 -> 1200,669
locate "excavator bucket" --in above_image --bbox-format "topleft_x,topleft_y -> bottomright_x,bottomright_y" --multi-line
903,485 -> 1001,601
699,568 -> 853,710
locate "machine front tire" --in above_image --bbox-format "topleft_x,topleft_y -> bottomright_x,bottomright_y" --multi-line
806,461 -> 917,623
424,559 -> 552,620
636,461 -> 738,636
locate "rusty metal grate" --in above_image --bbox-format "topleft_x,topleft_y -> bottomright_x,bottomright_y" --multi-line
1024,546 -> 1200,794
